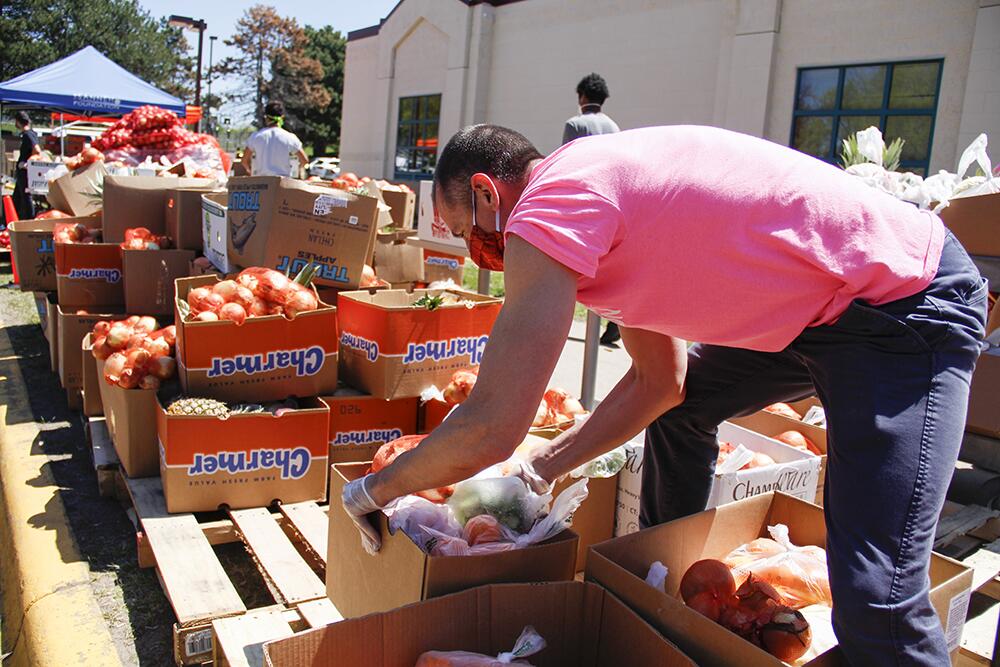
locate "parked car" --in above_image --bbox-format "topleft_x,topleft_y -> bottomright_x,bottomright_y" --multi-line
307,156 -> 341,179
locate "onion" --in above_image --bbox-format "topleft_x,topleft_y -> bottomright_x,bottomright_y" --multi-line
92,321 -> 111,337
135,316 -> 158,334
103,352 -> 127,385
139,375 -> 161,391
212,279 -> 240,301
231,286 -> 255,309
680,559 -> 736,604
143,336 -> 171,359
187,287 -> 213,312
159,325 -> 176,346
764,403 -> 802,420
776,430 -> 821,456
236,272 -> 258,292
760,608 -> 812,661
92,337 -> 113,361
219,302 -> 247,325
249,297 -> 269,317
443,369 -> 478,405
463,514 -> 504,545
193,311 -> 219,322
201,293 -> 226,314
360,264 -> 378,287
106,324 -> 132,350
283,289 -> 318,318
149,356 -> 176,380
686,590 -> 727,622
126,333 -> 147,350
125,316 -> 141,326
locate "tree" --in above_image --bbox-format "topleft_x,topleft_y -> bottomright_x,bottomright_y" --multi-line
267,27 -> 335,151
0,0 -> 194,100
288,26 -> 345,157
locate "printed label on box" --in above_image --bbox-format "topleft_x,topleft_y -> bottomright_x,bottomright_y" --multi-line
945,587 -> 971,653
314,193 -> 348,216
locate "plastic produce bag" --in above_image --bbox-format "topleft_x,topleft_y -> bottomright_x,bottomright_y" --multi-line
645,561 -> 669,593
570,444 -> 628,479
415,626 -> 546,666
723,524 -> 832,608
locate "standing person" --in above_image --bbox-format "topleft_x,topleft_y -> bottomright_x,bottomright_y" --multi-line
241,101 -> 308,177
563,73 -> 622,344
342,124 -> 988,666
11,111 -> 41,220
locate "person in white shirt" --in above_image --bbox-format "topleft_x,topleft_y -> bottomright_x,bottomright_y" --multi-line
241,101 -> 308,177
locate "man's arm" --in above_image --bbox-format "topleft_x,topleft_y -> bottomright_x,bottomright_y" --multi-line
367,235 -> 579,505
562,121 -> 581,146
240,148 -> 253,174
528,326 -> 687,483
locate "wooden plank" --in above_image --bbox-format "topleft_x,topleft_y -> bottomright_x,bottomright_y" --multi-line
958,646 -> 991,666
941,535 -> 987,561
88,418 -> 119,469
964,550 -> 1000,595
960,432 -> 1000,475
212,609 -> 293,667
279,501 -> 329,564
936,505 -> 1000,548
960,601 -> 998,664
298,598 -> 342,628
229,507 -> 326,606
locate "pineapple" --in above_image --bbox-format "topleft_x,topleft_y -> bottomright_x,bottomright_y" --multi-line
166,397 -> 230,417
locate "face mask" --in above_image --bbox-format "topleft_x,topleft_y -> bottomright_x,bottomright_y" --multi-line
467,188 -> 505,271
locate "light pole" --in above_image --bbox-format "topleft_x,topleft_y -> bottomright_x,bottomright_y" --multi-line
168,15 -> 207,130
207,35 -> 217,134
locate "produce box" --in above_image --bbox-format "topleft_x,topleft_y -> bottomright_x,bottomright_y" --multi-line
166,187 -> 223,251
9,216 -> 100,292
327,462 -> 578,618
417,179 -> 466,252
101,175 -> 216,244
419,397 -> 453,433
201,192 -> 231,273
263,581 -> 696,667
123,248 -> 196,316
158,396 -> 329,513
381,187 -> 416,229
46,161 -> 106,216
96,357 -> 159,478
372,229 -> 423,283
939,193 -> 1000,257
226,176 -> 379,289
81,334 -> 104,417
968,339 -> 1000,439
174,275 -> 339,403
25,159 -> 63,195
587,492 -> 973,667
614,423 -> 821,537
57,306 -> 125,393
337,288 -> 502,400
423,249 -> 465,284
319,388 -> 418,464
55,241 -> 124,308
986,298 -> 999,337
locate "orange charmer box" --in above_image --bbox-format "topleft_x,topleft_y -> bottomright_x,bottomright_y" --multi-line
337,288 -> 503,400
320,388 -> 419,464
157,396 -> 330,513
55,241 -> 124,308
174,275 -> 339,403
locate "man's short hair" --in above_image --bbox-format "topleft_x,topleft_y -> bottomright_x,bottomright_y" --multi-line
576,73 -> 610,105
12,110 -> 30,126
264,101 -> 284,118
433,124 -> 544,207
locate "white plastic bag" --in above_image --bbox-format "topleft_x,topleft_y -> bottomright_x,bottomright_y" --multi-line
415,625 -> 546,666
716,443 -> 755,474
570,444 -> 628,479
644,561 -> 669,592
855,126 -> 886,166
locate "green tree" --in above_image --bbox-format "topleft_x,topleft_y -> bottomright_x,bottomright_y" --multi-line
266,28 -> 332,144
290,26 -> 345,157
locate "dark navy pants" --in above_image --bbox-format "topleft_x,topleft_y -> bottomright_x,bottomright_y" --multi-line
640,231 -> 988,665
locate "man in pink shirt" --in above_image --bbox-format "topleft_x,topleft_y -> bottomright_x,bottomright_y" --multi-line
343,125 -> 987,664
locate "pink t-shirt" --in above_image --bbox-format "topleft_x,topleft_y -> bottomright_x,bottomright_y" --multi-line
505,126 -> 944,352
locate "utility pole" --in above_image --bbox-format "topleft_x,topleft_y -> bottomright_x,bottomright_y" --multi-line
207,35 -> 217,133
256,34 -> 264,126
168,15 -> 208,131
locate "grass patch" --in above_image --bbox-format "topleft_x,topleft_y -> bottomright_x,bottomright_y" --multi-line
461,263 -> 590,320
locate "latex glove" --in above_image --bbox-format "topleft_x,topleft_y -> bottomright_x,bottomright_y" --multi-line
507,459 -> 554,495
342,474 -> 383,555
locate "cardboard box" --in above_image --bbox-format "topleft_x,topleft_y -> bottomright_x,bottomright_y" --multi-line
327,462 -> 579,618
9,215 -> 100,292
372,230 -> 424,283
66,388 -> 83,411
419,397 -> 453,433
320,388 -> 419,464
55,242 -> 124,308
102,175 -> 216,244
166,187 -> 223,251
58,307 -> 124,392
81,334 -> 104,417
158,396 -> 329,513
967,344 -> 1000,439
46,161 -> 106,216
45,294 -> 59,374
201,192 -> 231,273
613,423 -> 821,537
987,299 -> 999,337
587,492 -> 974,667
26,160 -> 63,195
417,179 -> 467,251
123,249 -> 196,316
381,187 -> 416,228
226,176 -> 379,289
175,275 -> 339,403
423,249 -> 465,284
337,288 -> 503,400
939,193 -> 1000,257
263,581 -> 696,667
96,358 -> 159,478
559,473 -> 617,573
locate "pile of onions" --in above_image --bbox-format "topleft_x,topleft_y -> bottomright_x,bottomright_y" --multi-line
91,317 -> 176,390
53,222 -> 97,244
440,370 -> 586,428
185,265 -> 321,324
717,441 -> 776,470
120,227 -> 171,251
64,146 -> 104,171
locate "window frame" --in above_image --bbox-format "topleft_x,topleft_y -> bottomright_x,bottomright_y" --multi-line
789,58 -> 943,174
394,93 -> 441,181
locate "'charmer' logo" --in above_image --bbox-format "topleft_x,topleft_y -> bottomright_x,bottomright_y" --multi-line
341,332 -> 379,362
207,346 -> 324,378
67,268 -> 121,283
731,468 -> 814,501
333,428 -> 403,446
426,256 -> 460,270
187,447 -> 311,479
403,335 -> 488,365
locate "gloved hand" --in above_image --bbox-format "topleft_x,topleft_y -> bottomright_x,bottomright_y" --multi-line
507,459 -> 555,495
342,474 -> 383,555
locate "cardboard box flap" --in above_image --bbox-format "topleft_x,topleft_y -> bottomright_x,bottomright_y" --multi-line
339,288 -> 500,309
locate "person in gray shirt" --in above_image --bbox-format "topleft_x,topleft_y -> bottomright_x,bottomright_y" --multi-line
563,73 -> 622,344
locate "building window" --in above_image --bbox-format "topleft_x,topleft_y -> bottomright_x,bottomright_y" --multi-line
790,60 -> 942,175
395,94 -> 441,180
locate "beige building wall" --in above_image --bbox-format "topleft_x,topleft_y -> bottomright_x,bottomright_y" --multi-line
957,2 -> 1000,167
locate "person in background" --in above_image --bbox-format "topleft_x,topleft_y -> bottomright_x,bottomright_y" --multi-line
241,101 -> 308,177
563,73 -> 622,345
12,111 -> 41,220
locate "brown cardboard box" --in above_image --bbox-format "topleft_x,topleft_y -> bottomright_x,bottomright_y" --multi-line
158,396 -> 329,513
320,388 -> 418,464
58,307 -> 124,392
967,345 -> 1000,439
9,216 -> 100,292
81,334 -> 104,417
201,192 -> 232,273
46,161 -> 106,216
337,288 -> 503,400
123,249 -> 196,315
45,294 -> 59,374
587,492 -> 973,667
987,299 -> 999,337
939,193 -> 1000,257
55,242 -> 124,308
263,581 -> 696,667
96,358 -> 159,478
381,187 -> 416,228
423,249 -> 465,284
327,462 -> 579,618
372,230 -> 424,283
66,388 -> 83,411
165,187 -> 223,251
101,175 -> 216,244
557,473 -> 617,573
226,177 -> 379,289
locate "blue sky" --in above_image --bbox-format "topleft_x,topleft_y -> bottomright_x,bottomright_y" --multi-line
137,0 -> 399,121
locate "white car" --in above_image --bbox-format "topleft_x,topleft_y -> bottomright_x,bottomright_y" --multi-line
307,157 -> 341,179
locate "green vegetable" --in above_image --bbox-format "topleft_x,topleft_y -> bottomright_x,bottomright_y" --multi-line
414,294 -> 445,311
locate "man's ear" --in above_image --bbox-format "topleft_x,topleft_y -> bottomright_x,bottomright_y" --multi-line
470,173 -> 500,211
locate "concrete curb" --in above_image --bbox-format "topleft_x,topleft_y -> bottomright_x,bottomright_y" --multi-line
0,324 -> 123,666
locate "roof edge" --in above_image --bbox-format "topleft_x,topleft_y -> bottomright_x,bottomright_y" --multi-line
347,0 -> 529,41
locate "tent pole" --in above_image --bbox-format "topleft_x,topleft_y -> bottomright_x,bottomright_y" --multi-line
0,101 -> 5,183
60,113 -> 65,157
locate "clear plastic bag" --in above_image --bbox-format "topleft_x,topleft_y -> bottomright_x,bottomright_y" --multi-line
645,561 -> 669,592
415,626 -> 546,666
570,444 -> 628,479
723,524 -> 832,608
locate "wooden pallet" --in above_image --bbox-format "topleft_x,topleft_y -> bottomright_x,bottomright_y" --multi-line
122,475 -> 339,665
85,417 -> 127,499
